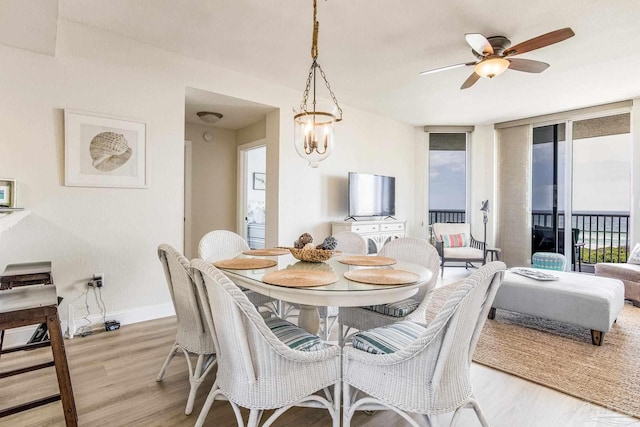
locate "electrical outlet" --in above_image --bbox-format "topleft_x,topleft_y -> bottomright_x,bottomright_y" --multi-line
93,273 -> 104,288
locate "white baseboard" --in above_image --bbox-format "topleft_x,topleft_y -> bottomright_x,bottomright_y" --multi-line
1,303 -> 175,348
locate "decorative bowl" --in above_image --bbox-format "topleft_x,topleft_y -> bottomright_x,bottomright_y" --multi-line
289,248 -> 336,263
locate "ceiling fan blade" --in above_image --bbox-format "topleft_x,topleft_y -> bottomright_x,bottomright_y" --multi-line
504,27 -> 575,57
465,33 -> 493,56
460,72 -> 480,90
419,62 -> 476,75
508,58 -> 550,73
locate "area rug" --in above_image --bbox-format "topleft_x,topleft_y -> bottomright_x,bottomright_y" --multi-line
427,283 -> 640,419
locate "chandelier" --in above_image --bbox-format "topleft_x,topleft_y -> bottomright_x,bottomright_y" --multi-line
293,0 -> 342,167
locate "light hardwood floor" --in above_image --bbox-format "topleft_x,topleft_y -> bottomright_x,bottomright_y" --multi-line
1,269 -> 638,426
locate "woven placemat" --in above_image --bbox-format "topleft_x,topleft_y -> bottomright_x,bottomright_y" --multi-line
338,256 -> 396,266
213,258 -> 277,270
242,248 -> 289,256
262,270 -> 338,287
344,269 -> 419,285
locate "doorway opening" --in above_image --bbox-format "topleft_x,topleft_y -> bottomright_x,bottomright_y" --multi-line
239,143 -> 266,249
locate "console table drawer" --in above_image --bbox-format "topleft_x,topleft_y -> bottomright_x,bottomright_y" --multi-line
380,223 -> 404,232
351,224 -> 379,233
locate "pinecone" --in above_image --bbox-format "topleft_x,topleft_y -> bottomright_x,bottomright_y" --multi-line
317,236 -> 337,250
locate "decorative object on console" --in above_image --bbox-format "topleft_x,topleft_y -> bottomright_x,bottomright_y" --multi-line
293,0 -> 343,168
0,179 -> 16,208
64,110 -> 146,188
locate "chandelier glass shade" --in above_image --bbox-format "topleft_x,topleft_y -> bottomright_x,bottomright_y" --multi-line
294,0 -> 342,167
474,57 -> 510,78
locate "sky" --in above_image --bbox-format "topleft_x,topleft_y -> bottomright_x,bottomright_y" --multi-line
429,133 -> 631,213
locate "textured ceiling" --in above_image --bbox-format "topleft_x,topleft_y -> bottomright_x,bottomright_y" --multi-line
56,0 -> 640,126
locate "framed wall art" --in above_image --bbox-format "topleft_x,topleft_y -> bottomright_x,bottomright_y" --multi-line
64,110 -> 147,188
253,172 -> 266,190
0,179 -> 15,207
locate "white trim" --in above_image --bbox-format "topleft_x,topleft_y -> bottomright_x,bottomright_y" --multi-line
0,303 -> 175,348
236,140 -> 266,240
424,125 -> 475,133
184,140 -> 193,258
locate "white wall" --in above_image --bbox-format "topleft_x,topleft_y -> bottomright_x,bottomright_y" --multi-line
275,107 -> 417,247
185,123 -> 237,257
0,19 -> 419,335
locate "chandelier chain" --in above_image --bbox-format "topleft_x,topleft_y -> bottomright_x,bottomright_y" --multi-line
311,0 -> 319,59
317,63 -> 343,120
299,0 -> 342,120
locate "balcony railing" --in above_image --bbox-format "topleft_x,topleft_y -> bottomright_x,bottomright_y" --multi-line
428,209 -> 465,225
532,211 -> 630,264
429,209 -> 630,264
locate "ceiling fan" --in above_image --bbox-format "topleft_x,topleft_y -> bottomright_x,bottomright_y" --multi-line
420,28 -> 575,89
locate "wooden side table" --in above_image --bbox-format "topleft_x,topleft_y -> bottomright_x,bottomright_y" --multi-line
0,263 -> 78,426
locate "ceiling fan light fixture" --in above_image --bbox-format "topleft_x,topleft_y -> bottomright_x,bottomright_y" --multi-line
197,111 -> 223,124
474,57 -> 510,78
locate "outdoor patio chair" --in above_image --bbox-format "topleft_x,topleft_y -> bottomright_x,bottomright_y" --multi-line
342,261 -> 506,427
190,259 -> 341,427
156,244 -> 216,415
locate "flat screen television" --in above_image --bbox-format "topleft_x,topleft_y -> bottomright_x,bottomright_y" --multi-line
348,172 -> 395,218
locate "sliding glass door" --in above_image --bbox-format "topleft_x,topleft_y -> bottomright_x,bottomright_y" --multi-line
571,114 -> 631,265
531,113 -> 631,270
532,123 -> 566,257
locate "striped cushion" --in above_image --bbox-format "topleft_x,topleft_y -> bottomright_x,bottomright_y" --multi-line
364,298 -> 420,317
352,320 -> 427,354
532,252 -> 566,271
441,233 -> 468,248
265,317 -> 323,352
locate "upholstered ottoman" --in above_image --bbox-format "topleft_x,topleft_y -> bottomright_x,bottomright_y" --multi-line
488,270 -> 624,346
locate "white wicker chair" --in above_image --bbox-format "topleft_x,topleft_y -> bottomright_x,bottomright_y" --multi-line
342,261 -> 506,427
190,259 -> 342,427
333,231 -> 368,255
315,231 -> 368,340
156,244 -> 216,415
198,230 -> 278,314
338,237 -> 440,344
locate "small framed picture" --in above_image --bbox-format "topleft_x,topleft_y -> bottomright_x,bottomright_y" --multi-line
253,172 -> 266,190
64,110 -> 147,188
0,179 -> 15,207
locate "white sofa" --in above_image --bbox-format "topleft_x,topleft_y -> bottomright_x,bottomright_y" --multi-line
432,223 -> 485,277
595,262 -> 640,307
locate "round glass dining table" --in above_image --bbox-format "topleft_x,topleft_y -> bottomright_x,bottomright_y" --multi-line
207,251 -> 433,334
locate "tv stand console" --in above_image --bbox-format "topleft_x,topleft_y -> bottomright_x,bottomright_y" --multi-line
331,219 -> 405,255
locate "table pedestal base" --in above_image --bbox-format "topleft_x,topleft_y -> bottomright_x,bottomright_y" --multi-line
297,305 -> 320,335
